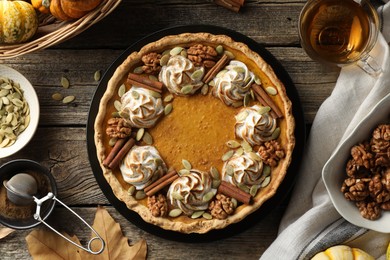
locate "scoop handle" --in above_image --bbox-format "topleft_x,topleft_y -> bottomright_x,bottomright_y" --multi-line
33,193 -> 105,255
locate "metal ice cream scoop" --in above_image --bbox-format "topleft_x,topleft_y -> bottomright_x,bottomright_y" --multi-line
3,173 -> 105,255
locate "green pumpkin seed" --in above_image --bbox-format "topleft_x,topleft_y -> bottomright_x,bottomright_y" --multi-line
109,137 -> 118,147
171,191 -> 184,201
236,111 -> 248,121
250,185 -> 258,197
136,128 -> 145,141
142,131 -> 153,145
182,159 -> 192,170
225,164 -> 234,176
202,191 -> 215,202
178,169 -> 190,176
190,69 -> 204,81
112,111 -> 120,118
266,86 -> 277,95
180,85 -> 193,95
131,90 -> 140,99
52,93 -> 63,101
243,92 -> 251,107
133,66 -> 144,74
216,45 -> 224,55
257,106 -> 271,115
164,103 -> 173,115
150,90 -> 162,99
94,70 -> 101,81
118,84 -> 126,97
261,176 -> 271,187
237,183 -> 250,193
262,165 -> 271,177
271,127 -> 281,140
233,66 -> 246,74
235,147 -> 244,156
212,179 -> 221,189
61,76 -> 70,89
210,166 -> 220,180
170,46 -> 183,56
241,141 -> 252,152
222,150 -> 234,161
202,212 -> 212,220
201,84 -> 209,95
160,54 -> 170,66
114,100 -> 122,111
249,152 -> 261,161
254,75 -> 262,85
180,49 -> 187,58
128,185 -> 136,196
164,94 -> 174,103
191,210 -> 205,219
223,50 -> 235,59
226,140 -> 240,149
169,208 -> 183,218
134,190 -> 146,200
62,95 -> 75,104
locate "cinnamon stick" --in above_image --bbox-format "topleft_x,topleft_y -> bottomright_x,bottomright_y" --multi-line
107,138 -> 136,169
127,73 -> 163,93
103,138 -> 128,167
144,170 -> 179,197
213,0 -> 245,12
203,54 -> 229,83
218,181 -> 252,204
251,84 -> 283,119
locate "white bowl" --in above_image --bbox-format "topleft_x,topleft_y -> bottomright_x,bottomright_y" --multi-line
322,93 -> 390,233
0,65 -> 39,158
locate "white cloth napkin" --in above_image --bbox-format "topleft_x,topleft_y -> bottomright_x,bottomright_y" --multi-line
260,1 -> 390,259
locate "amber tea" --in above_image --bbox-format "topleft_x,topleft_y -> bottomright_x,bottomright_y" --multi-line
299,0 -> 378,64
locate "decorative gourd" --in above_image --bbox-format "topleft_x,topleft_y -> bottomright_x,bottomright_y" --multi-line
0,0 -> 38,44
311,245 -> 374,260
49,0 -> 103,21
31,0 -> 51,14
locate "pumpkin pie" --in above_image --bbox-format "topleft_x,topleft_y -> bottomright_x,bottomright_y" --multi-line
94,32 -> 295,234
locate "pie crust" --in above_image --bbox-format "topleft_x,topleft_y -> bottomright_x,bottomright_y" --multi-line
94,32 -> 295,234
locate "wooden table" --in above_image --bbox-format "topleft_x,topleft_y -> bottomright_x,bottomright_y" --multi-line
0,1 -> 341,259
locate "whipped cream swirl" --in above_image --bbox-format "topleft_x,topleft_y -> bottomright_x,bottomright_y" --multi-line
120,145 -> 167,190
120,86 -> 163,128
167,169 -> 216,216
159,55 -> 204,96
212,60 -> 254,106
222,152 -> 264,188
235,105 -> 277,146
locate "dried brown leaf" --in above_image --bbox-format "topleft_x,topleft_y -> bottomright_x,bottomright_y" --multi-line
25,206 -> 147,260
25,229 -> 82,260
83,206 -> 147,260
0,227 -> 15,239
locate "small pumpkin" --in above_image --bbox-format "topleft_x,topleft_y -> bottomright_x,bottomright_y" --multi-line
311,245 -> 374,260
49,0 -> 102,21
0,0 -> 39,44
31,0 -> 51,14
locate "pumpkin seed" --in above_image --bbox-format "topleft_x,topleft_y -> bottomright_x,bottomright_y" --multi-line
237,183 -> 250,193
215,45 -> 224,55
202,212 -> 212,220
169,208 -> 182,218
266,86 -> 277,95
241,141 -> 252,152
182,159 -> 192,170
257,106 -> 271,115
52,93 -> 63,101
215,69 -> 227,78
61,76 -> 70,89
201,84 -> 209,95
202,191 -> 215,202
250,185 -> 258,197
171,191 -> 184,201
180,85 -> 193,95
114,100 -> 122,111
191,211 -> 205,219
170,46 -> 183,56
109,137 -> 117,147
190,69 -> 204,81
243,92 -> 251,107
225,164 -> 234,176
133,66 -> 144,74
135,190 -> 146,200
180,49 -> 187,58
142,131 -> 153,145
261,176 -> 271,187
226,140 -> 240,149
210,166 -> 220,180
131,90 -> 140,99
0,89 -> 9,97
233,66 -> 245,74
262,165 -> 271,177
212,179 -> 221,189
236,111 -> 248,121
178,169 -> 190,176
232,101 -> 243,108
136,128 -> 145,141
224,50 -> 235,59
249,152 -> 261,161
160,54 -> 170,66
62,95 -> 75,104
254,75 -> 262,85
235,147 -> 244,156
222,150 -> 234,161
118,84 -> 126,97
164,94 -> 174,103
148,75 -> 158,82
94,70 -> 101,81
271,127 -> 281,140
128,186 -> 136,196
164,103 -> 173,115
112,111 -> 120,118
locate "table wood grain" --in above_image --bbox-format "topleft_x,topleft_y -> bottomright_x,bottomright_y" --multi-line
0,0 -> 340,259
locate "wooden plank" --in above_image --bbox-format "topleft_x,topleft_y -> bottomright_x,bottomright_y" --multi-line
0,206 -> 284,259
